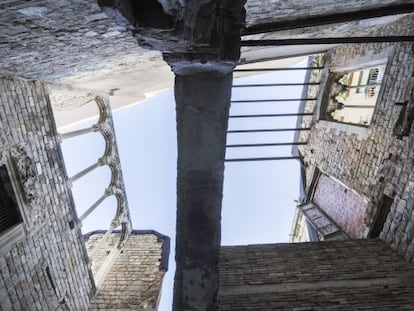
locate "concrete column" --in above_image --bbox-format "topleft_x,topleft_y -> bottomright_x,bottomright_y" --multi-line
173,64 -> 233,311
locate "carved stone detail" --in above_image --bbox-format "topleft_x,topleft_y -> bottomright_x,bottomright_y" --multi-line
10,145 -> 37,203
8,145 -> 44,227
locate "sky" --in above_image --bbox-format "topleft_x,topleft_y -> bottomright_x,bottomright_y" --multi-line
59,58 -> 307,310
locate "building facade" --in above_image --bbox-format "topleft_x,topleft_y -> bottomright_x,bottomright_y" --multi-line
0,74 -> 170,310
0,75 -> 95,310
293,13 -> 414,262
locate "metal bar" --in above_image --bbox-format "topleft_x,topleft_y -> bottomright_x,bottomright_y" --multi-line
225,156 -> 302,162
79,192 -> 109,222
226,142 -> 308,148
59,126 -> 96,140
241,36 -> 414,46
229,113 -> 313,118
242,4 -> 414,35
232,82 -> 320,88
231,98 -> 317,103
234,67 -> 324,72
69,161 -> 101,183
228,128 -> 311,133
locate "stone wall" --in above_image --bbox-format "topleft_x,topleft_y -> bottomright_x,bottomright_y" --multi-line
297,15 -> 414,261
244,0 -> 412,28
219,239 -> 414,310
86,231 -> 169,311
0,75 -> 95,310
0,0 -> 157,82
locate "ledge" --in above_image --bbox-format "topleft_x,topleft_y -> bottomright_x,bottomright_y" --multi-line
316,120 -> 369,139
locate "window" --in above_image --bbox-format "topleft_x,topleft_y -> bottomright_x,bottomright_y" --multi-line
369,194 -> 393,238
321,64 -> 386,126
0,145 -> 39,254
0,163 -> 25,256
0,165 -> 22,234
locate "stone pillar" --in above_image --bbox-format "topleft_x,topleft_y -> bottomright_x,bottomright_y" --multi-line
96,1 -> 246,309
172,63 -> 234,311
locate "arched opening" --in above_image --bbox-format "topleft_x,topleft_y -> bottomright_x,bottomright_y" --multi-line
60,131 -> 106,177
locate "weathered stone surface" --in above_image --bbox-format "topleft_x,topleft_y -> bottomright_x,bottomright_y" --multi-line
0,1 -> 157,82
313,175 -> 369,239
100,0 -> 246,62
244,0 -> 413,29
86,231 -> 169,311
219,239 -> 414,310
0,75 -> 95,310
173,68 -> 233,311
297,14 -> 414,261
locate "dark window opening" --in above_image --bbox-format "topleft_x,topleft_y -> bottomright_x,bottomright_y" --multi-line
0,165 -> 21,234
98,0 -> 175,29
45,266 -> 58,295
369,194 -> 393,238
393,99 -> 414,139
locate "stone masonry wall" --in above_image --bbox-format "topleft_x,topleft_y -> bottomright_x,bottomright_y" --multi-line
86,231 -> 169,311
0,75 -> 95,310
244,0 -> 411,28
0,0 -> 158,82
219,239 -> 414,310
298,15 -> 414,261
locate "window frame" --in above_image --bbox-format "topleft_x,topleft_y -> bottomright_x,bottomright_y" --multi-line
0,147 -> 37,255
316,58 -> 390,134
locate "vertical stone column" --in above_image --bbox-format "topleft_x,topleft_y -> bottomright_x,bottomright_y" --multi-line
96,1 -> 245,309
172,63 -> 234,311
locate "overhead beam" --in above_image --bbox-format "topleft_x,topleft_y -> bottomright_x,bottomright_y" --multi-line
234,67 -> 324,72
229,113 -> 313,118
231,98 -> 316,103
242,3 -> 414,35
241,36 -> 414,46
228,128 -> 311,133
226,142 -> 308,148
225,156 -> 302,162
232,82 -> 320,88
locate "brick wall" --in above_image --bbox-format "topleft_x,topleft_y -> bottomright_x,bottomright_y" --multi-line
297,14 -> 414,261
86,231 -> 169,311
219,239 -> 414,310
0,75 -> 95,310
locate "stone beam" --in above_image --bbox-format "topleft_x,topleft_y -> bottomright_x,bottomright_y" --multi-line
244,0 -> 414,34
99,0 -> 245,61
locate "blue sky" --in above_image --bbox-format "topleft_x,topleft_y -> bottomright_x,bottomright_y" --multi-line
60,58 -> 307,310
